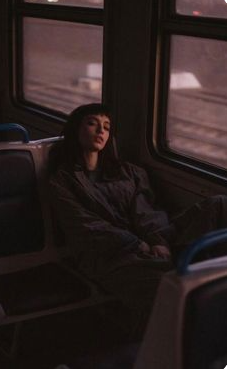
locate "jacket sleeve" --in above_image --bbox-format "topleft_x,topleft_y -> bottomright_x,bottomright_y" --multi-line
129,165 -> 171,247
49,177 -> 143,260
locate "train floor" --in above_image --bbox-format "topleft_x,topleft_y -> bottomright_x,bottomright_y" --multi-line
0,302 -> 141,369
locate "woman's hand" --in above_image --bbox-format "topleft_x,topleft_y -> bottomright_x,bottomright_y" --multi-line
138,241 -> 151,253
150,245 -> 171,260
138,242 -> 171,261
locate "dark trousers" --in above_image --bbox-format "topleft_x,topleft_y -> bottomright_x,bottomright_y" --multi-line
172,194 -> 227,259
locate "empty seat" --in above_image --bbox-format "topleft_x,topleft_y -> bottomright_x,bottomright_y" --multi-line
134,229 -> 227,369
183,275 -> 227,369
0,263 -> 91,316
0,150 -> 44,255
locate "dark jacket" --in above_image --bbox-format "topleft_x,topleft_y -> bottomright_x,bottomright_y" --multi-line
49,162 -> 172,278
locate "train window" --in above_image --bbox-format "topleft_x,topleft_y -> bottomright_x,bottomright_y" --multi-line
176,0 -> 227,19
23,18 -> 103,114
166,35 -> 227,169
24,0 -> 104,8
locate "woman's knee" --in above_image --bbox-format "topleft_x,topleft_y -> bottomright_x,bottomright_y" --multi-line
202,194 -> 227,209
212,194 -> 227,203
207,195 -> 227,227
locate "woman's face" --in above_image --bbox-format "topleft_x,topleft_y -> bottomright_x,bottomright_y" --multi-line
78,114 -> 111,152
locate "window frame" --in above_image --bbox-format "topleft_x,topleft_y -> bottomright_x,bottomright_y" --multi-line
147,0 -> 227,180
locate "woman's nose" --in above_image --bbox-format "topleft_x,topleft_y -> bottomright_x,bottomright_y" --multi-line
97,124 -> 104,134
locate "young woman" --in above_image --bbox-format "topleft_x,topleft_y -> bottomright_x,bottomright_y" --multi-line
49,103 -> 227,326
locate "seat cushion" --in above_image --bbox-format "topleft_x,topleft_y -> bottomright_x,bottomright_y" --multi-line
0,263 -> 91,316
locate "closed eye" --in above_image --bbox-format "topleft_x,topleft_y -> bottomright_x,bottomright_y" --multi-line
87,119 -> 97,127
104,124 -> 110,132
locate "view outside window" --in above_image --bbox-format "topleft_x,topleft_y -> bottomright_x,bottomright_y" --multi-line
23,18 -> 103,114
24,0 -> 103,7
166,35 -> 227,168
176,0 -> 227,18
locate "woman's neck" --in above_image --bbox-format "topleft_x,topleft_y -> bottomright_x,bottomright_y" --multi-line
83,151 -> 98,171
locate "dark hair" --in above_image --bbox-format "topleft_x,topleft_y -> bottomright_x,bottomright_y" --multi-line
51,103 -> 120,174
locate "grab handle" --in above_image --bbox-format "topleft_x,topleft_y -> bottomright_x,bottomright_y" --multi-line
0,123 -> 29,143
177,228 -> 227,275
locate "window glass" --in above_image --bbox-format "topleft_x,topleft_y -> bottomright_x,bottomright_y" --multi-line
176,0 -> 227,18
24,0 -> 103,7
23,18 -> 103,114
166,35 -> 227,169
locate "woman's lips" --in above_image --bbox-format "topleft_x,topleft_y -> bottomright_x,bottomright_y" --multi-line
95,136 -> 104,143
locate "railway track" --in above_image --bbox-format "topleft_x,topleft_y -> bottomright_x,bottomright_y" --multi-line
167,89 -> 227,168
24,79 -> 101,114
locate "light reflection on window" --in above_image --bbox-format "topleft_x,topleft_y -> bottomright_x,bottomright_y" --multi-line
176,0 -> 227,19
24,0 -> 103,7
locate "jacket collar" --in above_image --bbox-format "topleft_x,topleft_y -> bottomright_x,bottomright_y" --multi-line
72,167 -> 118,224
73,162 -> 124,181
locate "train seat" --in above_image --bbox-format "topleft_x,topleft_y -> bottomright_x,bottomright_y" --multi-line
0,125 -> 115,359
134,230 -> 227,369
0,263 -> 91,317
0,149 -> 44,256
